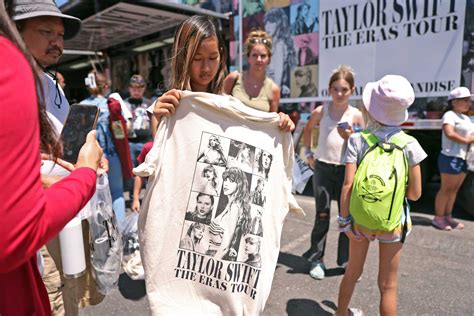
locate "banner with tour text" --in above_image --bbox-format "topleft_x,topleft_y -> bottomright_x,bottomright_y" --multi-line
319,0 -> 466,98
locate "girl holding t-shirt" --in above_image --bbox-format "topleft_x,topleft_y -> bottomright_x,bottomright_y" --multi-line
433,87 -> 474,231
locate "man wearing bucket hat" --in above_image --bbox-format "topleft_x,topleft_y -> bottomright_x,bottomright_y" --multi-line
336,75 -> 427,316
13,0 -> 81,125
12,2 -> 104,315
433,87 -> 474,231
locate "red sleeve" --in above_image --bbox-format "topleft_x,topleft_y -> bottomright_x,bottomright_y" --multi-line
0,37 -> 97,273
137,141 -> 154,164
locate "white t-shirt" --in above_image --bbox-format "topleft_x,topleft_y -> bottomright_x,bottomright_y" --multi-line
135,91 -> 301,315
315,103 -> 361,165
41,72 -> 70,124
441,110 -> 473,159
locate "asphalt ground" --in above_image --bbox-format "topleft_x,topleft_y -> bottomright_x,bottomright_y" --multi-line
81,183 -> 474,315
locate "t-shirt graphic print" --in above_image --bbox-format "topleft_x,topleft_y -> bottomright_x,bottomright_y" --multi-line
184,132 -> 268,265
134,91 -> 301,315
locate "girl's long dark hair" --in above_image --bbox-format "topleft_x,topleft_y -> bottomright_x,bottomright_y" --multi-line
170,15 -> 227,94
1,0 -> 62,157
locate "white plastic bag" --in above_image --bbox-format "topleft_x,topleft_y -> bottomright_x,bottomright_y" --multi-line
88,174 -> 123,295
292,154 -> 313,194
121,213 -> 144,280
466,144 -> 474,171
122,213 -> 139,256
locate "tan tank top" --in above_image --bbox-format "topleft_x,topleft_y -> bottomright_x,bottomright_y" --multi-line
231,73 -> 273,112
314,103 -> 360,165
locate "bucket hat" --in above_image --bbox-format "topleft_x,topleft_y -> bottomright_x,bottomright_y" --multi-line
448,87 -> 473,101
12,0 -> 82,40
129,74 -> 146,87
362,75 -> 415,126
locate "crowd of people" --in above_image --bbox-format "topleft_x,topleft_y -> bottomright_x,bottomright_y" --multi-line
0,0 -> 472,315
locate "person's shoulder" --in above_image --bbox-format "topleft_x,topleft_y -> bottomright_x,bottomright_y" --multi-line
223,71 -> 241,94
348,130 -> 364,143
142,97 -> 152,106
349,104 -> 362,113
442,110 -> 455,118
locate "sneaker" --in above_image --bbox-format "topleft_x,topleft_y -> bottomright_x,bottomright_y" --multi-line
445,216 -> 464,230
309,261 -> 325,280
348,308 -> 364,316
432,216 -> 452,231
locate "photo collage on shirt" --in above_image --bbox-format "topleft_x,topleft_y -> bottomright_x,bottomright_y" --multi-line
180,132 -> 273,268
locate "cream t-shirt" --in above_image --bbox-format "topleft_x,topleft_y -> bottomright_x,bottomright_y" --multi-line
135,91 -> 301,315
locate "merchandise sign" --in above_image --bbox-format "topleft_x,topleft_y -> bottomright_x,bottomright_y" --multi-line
319,0 -> 466,98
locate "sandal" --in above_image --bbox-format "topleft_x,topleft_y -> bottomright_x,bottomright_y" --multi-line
432,216 -> 452,231
445,216 -> 464,230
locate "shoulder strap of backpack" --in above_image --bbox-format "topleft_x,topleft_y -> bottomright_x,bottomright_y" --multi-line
360,129 -> 379,147
388,131 -> 415,149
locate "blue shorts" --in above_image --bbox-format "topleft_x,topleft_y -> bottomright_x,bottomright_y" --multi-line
438,153 -> 467,174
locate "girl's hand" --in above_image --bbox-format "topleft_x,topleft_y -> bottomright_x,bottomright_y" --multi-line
97,157 -> 109,175
41,153 -> 75,172
345,229 -> 363,242
40,174 -> 62,188
131,198 -> 140,213
76,131 -> 103,171
307,156 -> 316,169
336,126 -> 353,140
153,89 -> 180,120
278,112 -> 295,132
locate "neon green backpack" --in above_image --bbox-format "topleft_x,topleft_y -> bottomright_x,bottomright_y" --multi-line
350,130 -> 414,236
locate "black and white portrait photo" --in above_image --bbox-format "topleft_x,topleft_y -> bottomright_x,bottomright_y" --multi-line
207,167 -> 251,260
250,176 -> 266,207
185,192 -> 216,225
197,133 -> 229,167
192,163 -> 224,196
254,149 -> 273,180
179,221 -> 208,254
227,140 -> 255,174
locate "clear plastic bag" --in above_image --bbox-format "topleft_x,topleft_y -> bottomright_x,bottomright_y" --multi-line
121,213 -> 144,280
88,174 -> 123,295
121,212 -> 139,256
466,144 -> 474,172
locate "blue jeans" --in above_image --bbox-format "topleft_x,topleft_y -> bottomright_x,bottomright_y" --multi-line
129,142 -> 144,167
303,160 -> 349,266
107,153 -> 126,228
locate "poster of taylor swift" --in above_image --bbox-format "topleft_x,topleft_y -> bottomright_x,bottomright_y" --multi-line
179,132 -> 272,267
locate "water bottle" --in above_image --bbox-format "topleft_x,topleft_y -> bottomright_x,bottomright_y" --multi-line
353,122 -> 362,133
59,216 -> 86,279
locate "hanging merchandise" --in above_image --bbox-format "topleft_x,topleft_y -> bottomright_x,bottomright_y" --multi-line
88,174 -> 123,295
107,95 -> 134,179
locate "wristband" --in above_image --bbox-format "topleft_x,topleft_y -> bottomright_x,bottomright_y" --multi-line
337,224 -> 353,233
304,147 -> 314,159
337,214 -> 353,226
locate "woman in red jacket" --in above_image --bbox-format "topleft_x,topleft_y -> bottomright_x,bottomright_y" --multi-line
0,1 -> 103,315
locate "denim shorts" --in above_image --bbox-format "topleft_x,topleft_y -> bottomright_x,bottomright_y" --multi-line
438,153 -> 467,174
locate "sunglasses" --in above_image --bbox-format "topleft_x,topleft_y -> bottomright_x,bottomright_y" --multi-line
249,38 -> 271,46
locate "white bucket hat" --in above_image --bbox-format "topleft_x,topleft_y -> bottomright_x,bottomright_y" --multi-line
448,87 -> 473,101
362,75 -> 415,126
12,0 -> 82,40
